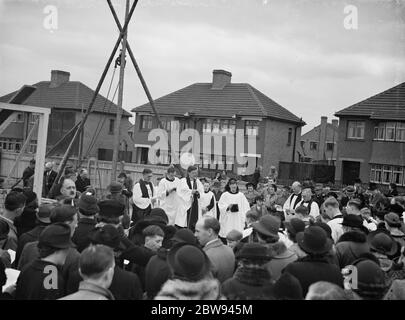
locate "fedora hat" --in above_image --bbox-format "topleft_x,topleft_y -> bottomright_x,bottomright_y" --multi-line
367,229 -> 398,256
167,243 -> 211,282
384,212 -> 402,228
252,215 -> 280,240
236,243 -> 271,261
296,226 -> 332,255
341,214 -> 369,234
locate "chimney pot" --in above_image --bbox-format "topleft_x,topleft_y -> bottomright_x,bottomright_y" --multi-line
50,70 -> 70,88
212,69 -> 232,90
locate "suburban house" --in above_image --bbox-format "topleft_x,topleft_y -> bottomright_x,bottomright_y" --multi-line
334,81 -> 405,188
299,116 -> 339,165
131,69 -> 305,176
0,70 -> 135,162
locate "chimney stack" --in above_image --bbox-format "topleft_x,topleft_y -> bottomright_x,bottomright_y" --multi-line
50,70 -> 70,88
212,69 -> 232,90
332,119 -> 339,127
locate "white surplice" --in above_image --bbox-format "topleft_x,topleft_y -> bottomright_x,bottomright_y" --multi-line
157,177 -> 182,225
200,190 -> 216,218
218,191 -> 250,238
176,177 -> 204,227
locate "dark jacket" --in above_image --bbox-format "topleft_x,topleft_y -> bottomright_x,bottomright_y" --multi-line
22,166 -> 34,187
72,217 -> 97,252
283,256 -> 344,296
145,248 -> 171,299
43,170 -> 57,197
67,264 -> 143,300
221,265 -> 275,300
15,260 -> 64,300
14,206 -> 37,238
75,175 -> 91,193
335,231 -> 370,269
17,241 -> 80,295
16,224 -> 48,266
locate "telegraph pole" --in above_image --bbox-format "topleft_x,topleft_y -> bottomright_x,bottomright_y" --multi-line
111,0 -> 129,182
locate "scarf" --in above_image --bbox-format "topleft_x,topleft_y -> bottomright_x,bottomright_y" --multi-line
186,177 -> 199,230
139,179 -> 154,198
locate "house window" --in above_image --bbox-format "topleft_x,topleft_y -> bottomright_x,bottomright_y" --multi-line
385,122 -> 396,141
370,165 -> 376,183
373,165 -> 382,183
203,119 -> 212,133
212,120 -> 220,134
221,120 -> 230,134
108,119 -> 115,135
140,115 -> 153,130
287,128 -> 292,146
392,167 -> 403,186
326,142 -> 334,151
347,121 -> 365,139
180,120 -> 189,131
160,118 -> 171,131
396,122 -> 405,142
245,120 -> 259,136
374,123 -> 385,140
382,165 -> 392,184
300,141 -> 305,149
310,142 -> 318,150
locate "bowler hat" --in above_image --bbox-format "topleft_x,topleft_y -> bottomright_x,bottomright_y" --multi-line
296,226 -> 332,255
167,243 -> 211,282
78,194 -> 99,216
88,225 -> 125,251
236,243 -> 271,261
145,208 -> 169,225
38,222 -> 74,249
285,218 -> 306,236
367,229 -> 398,256
108,182 -> 123,194
312,222 -> 332,240
384,212 -> 402,228
341,214 -> 367,233
252,215 -> 280,240
98,200 -> 125,218
171,229 -> 198,245
36,204 -> 53,224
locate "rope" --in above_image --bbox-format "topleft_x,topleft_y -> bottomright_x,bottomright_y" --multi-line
82,64 -> 119,160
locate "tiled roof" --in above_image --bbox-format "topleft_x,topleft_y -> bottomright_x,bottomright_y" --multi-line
132,83 -> 304,124
335,81 -> 405,120
0,81 -> 131,117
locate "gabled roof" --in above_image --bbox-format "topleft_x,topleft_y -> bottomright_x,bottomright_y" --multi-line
335,81 -> 405,120
0,81 -> 131,117
132,83 -> 304,125
301,123 -> 338,140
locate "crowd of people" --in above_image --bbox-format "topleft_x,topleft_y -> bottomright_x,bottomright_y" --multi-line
0,160 -> 404,300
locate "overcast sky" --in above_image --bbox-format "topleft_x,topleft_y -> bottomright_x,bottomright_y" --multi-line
1,0 -> 404,133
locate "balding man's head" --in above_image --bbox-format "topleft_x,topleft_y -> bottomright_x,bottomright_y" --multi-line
61,179 -> 76,199
292,182 -> 302,194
